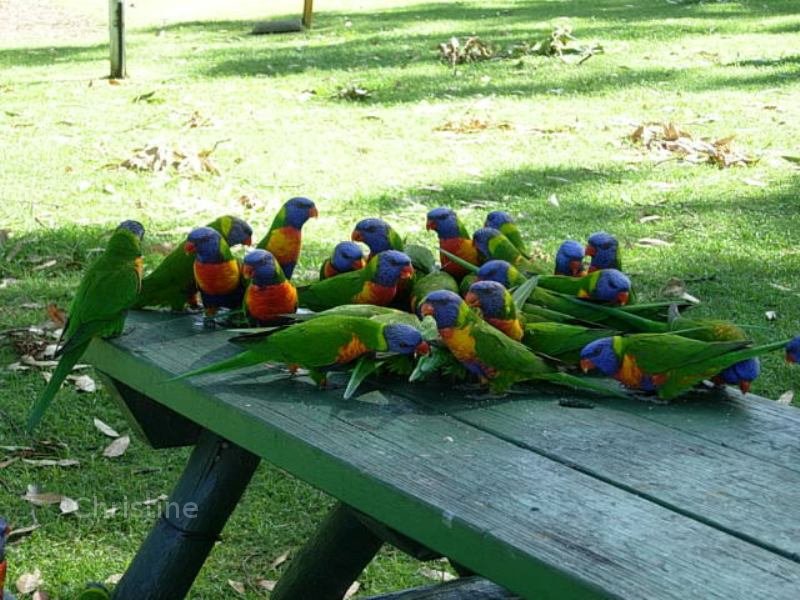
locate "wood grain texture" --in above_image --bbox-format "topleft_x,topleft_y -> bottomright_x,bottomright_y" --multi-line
86,312 -> 800,600
363,576 -> 519,600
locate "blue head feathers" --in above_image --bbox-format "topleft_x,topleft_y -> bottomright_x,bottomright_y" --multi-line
352,218 -> 393,254
465,280 -> 507,319
283,197 -> 318,229
472,227 -> 502,260
373,250 -> 413,286
332,241 -> 365,272
226,217 -> 253,246
383,323 -> 429,355
185,227 -> 224,262
785,336 -> 800,364
243,249 -> 280,285
580,338 -> 620,376
118,220 -> 145,240
586,231 -> 620,271
485,211 -> 514,230
476,260 -> 514,288
419,290 -> 463,329
426,207 -> 461,239
594,269 -> 631,305
555,240 -> 585,276
716,358 -> 761,394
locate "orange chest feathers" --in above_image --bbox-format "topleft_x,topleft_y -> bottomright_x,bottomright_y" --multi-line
246,281 -> 298,320
353,281 -> 397,306
194,260 -> 240,295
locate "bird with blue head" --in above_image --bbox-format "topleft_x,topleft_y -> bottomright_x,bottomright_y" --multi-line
554,240 -> 586,277
256,197 -> 318,279
242,249 -> 297,325
185,227 -> 244,317
586,231 -> 621,272
320,241 -> 366,280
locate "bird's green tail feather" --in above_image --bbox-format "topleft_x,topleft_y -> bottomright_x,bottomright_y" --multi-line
27,345 -> 86,432
169,351 -> 265,382
438,248 -> 480,274
535,371 -> 628,399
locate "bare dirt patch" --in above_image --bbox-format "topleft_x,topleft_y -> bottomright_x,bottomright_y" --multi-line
0,0 -> 103,46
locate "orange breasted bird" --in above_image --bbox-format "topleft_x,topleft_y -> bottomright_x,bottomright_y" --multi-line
320,241 -> 366,280
256,197 -> 318,280
186,227 -> 244,317
351,218 -> 405,259
464,280 -> 525,341
426,207 -> 480,280
242,249 -> 298,325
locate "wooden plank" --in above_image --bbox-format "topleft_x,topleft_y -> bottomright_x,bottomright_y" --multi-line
112,430 -> 260,599
431,394 -> 800,562
108,0 -> 125,78
84,312 -> 800,600
364,577 -> 519,600
302,0 -> 314,28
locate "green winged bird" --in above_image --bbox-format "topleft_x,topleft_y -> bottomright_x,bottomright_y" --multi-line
27,221 -> 145,431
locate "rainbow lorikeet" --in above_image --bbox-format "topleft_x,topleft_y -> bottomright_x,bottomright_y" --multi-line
351,218 -> 405,259
297,250 -> 414,311
579,334 -> 797,400
0,517 -> 10,600
410,271 -> 459,313
133,215 -> 251,311
426,208 -> 480,280
472,228 -> 549,275
463,280 -> 524,341
320,242 -> 366,280
242,250 -> 297,325
27,221 -> 144,431
586,231 -> 621,272
537,269 -> 632,306
186,227 -> 244,317
523,322 -> 618,366
256,197 -> 318,279
419,290 -> 622,395
787,337 -> 800,363
301,304 -> 423,329
554,240 -> 586,276
711,358 -> 761,394
175,315 -> 429,384
484,211 -> 530,258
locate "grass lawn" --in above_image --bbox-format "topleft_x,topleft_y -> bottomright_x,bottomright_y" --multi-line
1,0 -> 799,597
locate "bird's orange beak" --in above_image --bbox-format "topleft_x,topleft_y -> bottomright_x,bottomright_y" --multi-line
585,245 -> 596,257
400,265 -> 415,280
464,292 -> 479,308
242,264 -> 255,279
309,207 -> 319,218
426,219 -> 436,231
616,291 -> 630,306
242,236 -> 252,246
184,241 -> 196,254
580,358 -> 594,373
353,259 -> 366,270
415,341 -> 430,356
569,260 -> 583,276
420,303 -> 434,317
351,230 -> 363,242
739,381 -> 751,394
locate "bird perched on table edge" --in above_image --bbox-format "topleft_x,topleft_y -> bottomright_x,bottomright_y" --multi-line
256,197 -> 318,280
27,220 -> 144,432
242,249 -> 297,325
185,227 -> 244,317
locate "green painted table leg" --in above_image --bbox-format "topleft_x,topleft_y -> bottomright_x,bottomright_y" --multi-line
111,430 -> 260,600
271,502 -> 385,600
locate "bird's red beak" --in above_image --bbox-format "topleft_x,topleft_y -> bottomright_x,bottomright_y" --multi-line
184,241 -> 196,254
426,219 -> 436,231
787,354 -> 797,364
739,381 -> 751,394
616,291 -> 630,306
309,207 -> 319,218
242,236 -> 252,246
569,260 -> 583,276
400,265 -> 414,280
242,264 -> 255,279
585,245 -> 596,257
351,230 -> 363,242
353,259 -> 366,269
415,341 -> 430,356
580,358 -> 595,373
420,303 -> 434,317
464,292 -> 479,308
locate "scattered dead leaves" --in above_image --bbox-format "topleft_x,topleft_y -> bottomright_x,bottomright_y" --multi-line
336,84 -> 372,101
119,141 -> 223,176
103,435 -> 130,458
94,418 -> 120,438
16,569 -> 44,595
434,116 -> 512,134
630,122 -> 758,168
438,36 -> 493,68
510,25 -> 603,64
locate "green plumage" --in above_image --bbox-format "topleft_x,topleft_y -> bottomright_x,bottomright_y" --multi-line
255,206 -> 289,250
134,216 -> 244,311
28,224 -> 143,431
537,271 -> 612,298
482,231 -> 547,274
176,316 -> 390,380
523,322 -> 617,364
403,243 -> 435,275
497,222 -> 530,259
411,271 -> 459,312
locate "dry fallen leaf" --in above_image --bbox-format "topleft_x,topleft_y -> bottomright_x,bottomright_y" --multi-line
94,418 -> 120,438
105,574 -> 123,585
256,579 -> 277,591
103,435 -> 130,458
46,303 -> 67,327
637,237 -> 673,248
68,374 -> 97,393
547,193 -> 560,207
33,589 -> 50,600
765,311 -> 778,321
22,459 -> 79,468
270,550 -> 291,570
142,494 -> 168,506
638,214 -> 661,224
344,581 -> 361,599
23,486 -> 63,506
777,390 -> 794,405
418,566 -> 457,582
60,496 -> 79,515
17,569 -> 44,594
227,580 -> 246,595
630,122 -> 757,168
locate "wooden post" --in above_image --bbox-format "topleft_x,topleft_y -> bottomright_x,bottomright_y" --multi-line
270,503 -> 384,600
109,0 -> 126,78
302,0 -> 314,28
111,431 -> 260,600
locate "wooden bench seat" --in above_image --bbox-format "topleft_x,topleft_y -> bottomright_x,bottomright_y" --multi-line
84,311 -> 800,599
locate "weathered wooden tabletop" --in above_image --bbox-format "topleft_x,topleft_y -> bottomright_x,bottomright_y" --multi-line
86,311 -> 800,599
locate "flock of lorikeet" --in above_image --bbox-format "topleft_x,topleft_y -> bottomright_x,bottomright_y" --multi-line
25,197 -> 800,431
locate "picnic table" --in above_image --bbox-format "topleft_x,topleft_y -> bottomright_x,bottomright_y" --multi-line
84,310 -> 800,599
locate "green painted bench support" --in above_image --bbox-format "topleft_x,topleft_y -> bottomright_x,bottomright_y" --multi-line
364,577 -> 519,600
270,502 -> 385,600
111,430 -> 260,600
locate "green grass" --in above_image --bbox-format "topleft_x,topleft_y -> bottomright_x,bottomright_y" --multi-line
1,0 -> 799,597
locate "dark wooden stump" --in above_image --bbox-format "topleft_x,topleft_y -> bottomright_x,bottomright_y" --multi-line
111,431 -> 260,600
